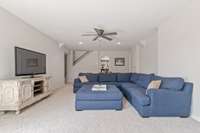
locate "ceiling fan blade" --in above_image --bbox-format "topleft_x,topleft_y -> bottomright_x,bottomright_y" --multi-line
103,32 -> 118,36
102,35 -> 112,41
93,36 -> 99,41
94,28 -> 104,36
82,33 -> 97,36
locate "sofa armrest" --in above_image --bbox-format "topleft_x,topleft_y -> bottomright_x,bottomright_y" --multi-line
146,82 -> 193,116
73,78 -> 82,93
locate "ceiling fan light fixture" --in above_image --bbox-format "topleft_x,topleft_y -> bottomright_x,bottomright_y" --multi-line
82,28 -> 117,42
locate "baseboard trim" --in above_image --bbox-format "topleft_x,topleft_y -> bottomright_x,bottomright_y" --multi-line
191,115 -> 200,122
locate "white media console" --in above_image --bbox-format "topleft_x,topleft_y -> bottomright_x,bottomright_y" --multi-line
0,76 -> 51,114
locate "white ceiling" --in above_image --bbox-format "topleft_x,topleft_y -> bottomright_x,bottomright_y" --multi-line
0,0 -> 189,50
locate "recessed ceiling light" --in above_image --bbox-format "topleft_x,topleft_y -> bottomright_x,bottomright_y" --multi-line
117,42 -> 121,45
79,41 -> 83,45
59,42 -> 64,48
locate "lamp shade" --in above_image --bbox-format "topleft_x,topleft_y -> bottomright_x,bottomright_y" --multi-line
101,56 -> 110,61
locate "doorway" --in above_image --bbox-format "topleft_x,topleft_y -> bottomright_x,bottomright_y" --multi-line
64,53 -> 68,84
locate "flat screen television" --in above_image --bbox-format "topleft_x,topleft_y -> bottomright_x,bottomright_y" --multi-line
15,47 -> 46,76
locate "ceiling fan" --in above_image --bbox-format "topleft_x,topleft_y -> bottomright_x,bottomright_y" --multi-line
82,28 -> 118,41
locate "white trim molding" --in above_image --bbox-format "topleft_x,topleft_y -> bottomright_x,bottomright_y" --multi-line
191,115 -> 200,122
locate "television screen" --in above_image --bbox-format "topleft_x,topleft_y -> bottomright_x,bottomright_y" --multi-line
15,47 -> 46,76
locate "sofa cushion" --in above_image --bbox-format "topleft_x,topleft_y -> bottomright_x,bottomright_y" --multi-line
100,82 -> 120,87
117,73 -> 131,82
120,82 -> 141,89
135,73 -> 154,88
130,73 -> 139,83
79,73 -> 98,82
131,88 -> 150,106
82,82 -> 99,86
122,86 -> 150,106
154,76 -> 184,91
99,73 -> 117,82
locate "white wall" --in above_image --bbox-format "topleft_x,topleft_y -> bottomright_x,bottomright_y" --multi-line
99,51 -> 131,73
67,50 -> 132,82
139,31 -> 158,74
133,31 -> 158,74
130,47 -> 136,72
0,8 -> 65,89
158,1 -> 200,121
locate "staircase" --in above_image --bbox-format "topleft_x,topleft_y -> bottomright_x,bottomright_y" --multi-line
72,50 -> 91,66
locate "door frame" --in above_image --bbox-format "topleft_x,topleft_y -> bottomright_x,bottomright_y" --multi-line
64,53 -> 68,84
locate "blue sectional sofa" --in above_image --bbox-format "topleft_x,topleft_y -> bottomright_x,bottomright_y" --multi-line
74,73 -> 193,117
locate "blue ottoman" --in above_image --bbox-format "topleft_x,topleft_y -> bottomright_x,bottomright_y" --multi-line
76,85 -> 123,111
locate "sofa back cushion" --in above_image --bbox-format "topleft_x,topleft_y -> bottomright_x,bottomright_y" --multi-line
130,73 -> 140,83
99,73 -> 117,82
154,76 -> 184,91
135,73 -> 154,88
79,73 -> 98,82
117,73 -> 131,82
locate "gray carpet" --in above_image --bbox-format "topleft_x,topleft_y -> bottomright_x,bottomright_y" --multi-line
0,84 -> 200,133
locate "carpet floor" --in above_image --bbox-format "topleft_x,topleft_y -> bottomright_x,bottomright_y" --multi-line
0,84 -> 200,133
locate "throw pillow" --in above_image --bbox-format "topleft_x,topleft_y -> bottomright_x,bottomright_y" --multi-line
146,80 -> 161,94
79,76 -> 88,83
